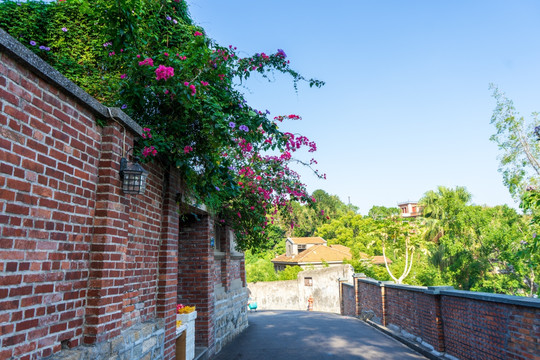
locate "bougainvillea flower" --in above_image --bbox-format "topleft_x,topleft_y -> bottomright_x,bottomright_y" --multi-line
138,58 -> 154,66
155,65 -> 174,81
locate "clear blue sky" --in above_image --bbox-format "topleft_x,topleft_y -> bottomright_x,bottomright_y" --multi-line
187,0 -> 540,215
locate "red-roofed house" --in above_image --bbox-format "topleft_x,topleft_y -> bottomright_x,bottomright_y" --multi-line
272,237 -> 391,271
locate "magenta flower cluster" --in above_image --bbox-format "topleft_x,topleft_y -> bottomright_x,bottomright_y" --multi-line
184,82 -> 196,96
155,65 -> 174,81
142,146 -> 157,157
138,58 -> 154,66
142,127 -> 152,139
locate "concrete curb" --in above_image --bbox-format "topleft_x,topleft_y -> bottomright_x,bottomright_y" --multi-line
363,319 -> 446,360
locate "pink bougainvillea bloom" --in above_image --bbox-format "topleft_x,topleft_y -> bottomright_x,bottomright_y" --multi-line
189,84 -> 196,96
120,74 -> 126,79
142,127 -> 152,139
138,58 -> 154,66
163,52 -> 169,56
142,146 -> 157,157
200,81 -> 209,86
194,31 -> 203,36
184,145 -> 193,154
184,82 -> 189,86
136,54 -> 141,58
155,65 -> 174,81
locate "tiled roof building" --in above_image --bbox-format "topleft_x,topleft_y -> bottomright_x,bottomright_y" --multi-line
272,237 -> 391,271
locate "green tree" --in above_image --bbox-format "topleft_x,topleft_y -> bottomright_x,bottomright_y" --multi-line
277,265 -> 303,280
489,85 -> 540,296
490,85 -> 540,200
367,205 -> 400,220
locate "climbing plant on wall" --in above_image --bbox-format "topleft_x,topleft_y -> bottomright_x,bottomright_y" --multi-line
0,0 -> 325,250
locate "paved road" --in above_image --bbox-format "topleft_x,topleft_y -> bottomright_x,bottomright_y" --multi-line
213,310 -> 427,360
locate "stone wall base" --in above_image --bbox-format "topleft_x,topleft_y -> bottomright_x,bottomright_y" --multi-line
51,320 -> 165,360
213,282 -> 249,354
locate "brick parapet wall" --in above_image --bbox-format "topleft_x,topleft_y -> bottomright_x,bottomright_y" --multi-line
348,279 -> 540,359
356,278 -> 386,325
385,284 -> 446,352
439,290 -> 540,360
1,28 -> 248,359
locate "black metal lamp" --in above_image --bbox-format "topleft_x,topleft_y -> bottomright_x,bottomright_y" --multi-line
120,157 -> 148,195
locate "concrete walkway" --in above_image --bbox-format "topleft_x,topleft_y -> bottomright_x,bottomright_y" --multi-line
212,310 -> 427,360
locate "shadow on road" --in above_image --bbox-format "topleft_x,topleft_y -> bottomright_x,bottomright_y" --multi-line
212,310 -> 427,360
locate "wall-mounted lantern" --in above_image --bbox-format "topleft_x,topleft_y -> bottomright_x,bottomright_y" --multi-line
120,157 -> 148,195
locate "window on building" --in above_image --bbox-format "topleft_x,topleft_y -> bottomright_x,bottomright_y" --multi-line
298,244 -> 306,253
304,277 -> 313,286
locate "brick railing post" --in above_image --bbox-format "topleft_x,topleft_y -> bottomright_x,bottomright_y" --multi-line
178,213 -> 215,352
338,278 -> 346,315
85,122 -> 130,344
353,273 -> 366,317
380,281 -> 393,327
426,286 -> 453,353
157,169 -> 181,360
381,284 -> 387,326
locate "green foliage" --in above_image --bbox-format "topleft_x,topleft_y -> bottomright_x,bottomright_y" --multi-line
277,265 -> 303,280
0,0 -> 113,101
274,189 -> 353,237
247,187 -> 537,294
316,212 -> 381,254
367,205 -> 400,220
489,85 -> 540,200
0,0 -> 325,250
419,186 -> 537,295
246,258 -> 278,282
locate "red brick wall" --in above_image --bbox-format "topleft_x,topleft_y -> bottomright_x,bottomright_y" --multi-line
177,214 -> 215,348
347,279 -> 539,360
1,50 -> 99,359
357,279 -> 384,325
441,295 -> 539,360
123,165 -> 165,328
1,34 -> 246,359
385,286 -> 444,352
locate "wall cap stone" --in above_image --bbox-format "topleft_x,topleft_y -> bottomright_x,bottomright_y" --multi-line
384,283 -> 455,295
357,278 -> 393,287
385,283 -> 428,293
439,289 -> 540,308
0,28 -> 142,136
